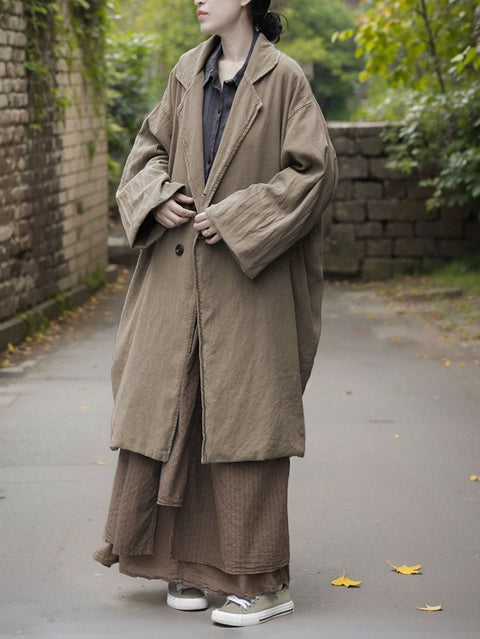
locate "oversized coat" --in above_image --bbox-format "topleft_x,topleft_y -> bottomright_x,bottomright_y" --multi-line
110,33 -> 338,464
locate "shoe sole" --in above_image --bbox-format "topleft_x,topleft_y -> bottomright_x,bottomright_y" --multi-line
167,594 -> 209,611
211,601 -> 294,626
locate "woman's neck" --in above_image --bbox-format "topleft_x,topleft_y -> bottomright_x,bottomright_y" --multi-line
219,21 -> 254,65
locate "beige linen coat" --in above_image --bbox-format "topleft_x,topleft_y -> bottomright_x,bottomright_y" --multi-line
110,33 -> 338,464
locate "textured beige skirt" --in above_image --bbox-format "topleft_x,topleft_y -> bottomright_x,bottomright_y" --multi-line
93,324 -> 290,598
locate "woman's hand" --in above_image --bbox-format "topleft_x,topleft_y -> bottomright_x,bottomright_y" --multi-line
153,193 -> 195,228
193,212 -> 222,244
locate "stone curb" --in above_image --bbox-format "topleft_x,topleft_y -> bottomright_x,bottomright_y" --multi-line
0,264 -> 118,354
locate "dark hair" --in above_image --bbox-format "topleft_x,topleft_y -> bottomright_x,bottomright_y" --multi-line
250,0 -> 283,43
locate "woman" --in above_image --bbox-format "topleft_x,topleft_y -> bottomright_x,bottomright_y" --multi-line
94,0 -> 337,627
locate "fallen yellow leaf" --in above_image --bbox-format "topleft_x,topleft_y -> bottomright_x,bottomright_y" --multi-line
457,362 -> 466,368
394,434 -> 401,439
1,359 -> 11,367
331,571 -> 362,588
442,358 -> 451,367
387,561 -> 421,575
7,343 -> 16,354
81,405 -> 88,410
416,604 -> 442,612
470,475 -> 480,482
97,461 -> 105,465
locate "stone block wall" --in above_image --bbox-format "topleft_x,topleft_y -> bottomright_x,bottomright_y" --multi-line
324,122 -> 479,279
0,1 -> 108,322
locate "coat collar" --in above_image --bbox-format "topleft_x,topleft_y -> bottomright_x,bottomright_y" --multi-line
176,33 -> 280,207
175,32 -> 280,89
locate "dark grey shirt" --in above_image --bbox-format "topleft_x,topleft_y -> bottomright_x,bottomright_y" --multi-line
202,31 -> 259,184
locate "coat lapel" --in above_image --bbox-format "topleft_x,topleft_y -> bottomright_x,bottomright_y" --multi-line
177,36 -> 219,207
203,79 -> 262,207
203,35 -> 280,207
178,73 -> 206,207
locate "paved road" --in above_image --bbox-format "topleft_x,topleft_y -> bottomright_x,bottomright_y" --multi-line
1,280 -> 479,638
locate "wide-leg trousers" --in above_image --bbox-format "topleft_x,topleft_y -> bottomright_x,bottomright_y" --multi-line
93,323 -> 291,598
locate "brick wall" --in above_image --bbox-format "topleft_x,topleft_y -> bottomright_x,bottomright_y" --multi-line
0,1 -> 108,322
324,122 -> 479,279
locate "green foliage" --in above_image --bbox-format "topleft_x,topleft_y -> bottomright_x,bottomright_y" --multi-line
23,0 -> 64,122
279,0 -> 362,119
106,29 -> 156,212
427,254 -> 480,294
68,0 -> 109,104
21,0 -> 108,125
81,265 -> 109,292
85,139 -> 96,161
382,84 -> 480,216
55,293 -> 76,317
19,309 -> 50,339
336,0 -> 480,93
337,0 -> 480,218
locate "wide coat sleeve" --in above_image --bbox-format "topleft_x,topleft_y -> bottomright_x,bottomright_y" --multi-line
205,83 -> 338,279
115,69 -> 185,249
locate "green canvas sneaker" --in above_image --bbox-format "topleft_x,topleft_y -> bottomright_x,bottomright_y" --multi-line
211,585 -> 294,626
167,582 -> 208,611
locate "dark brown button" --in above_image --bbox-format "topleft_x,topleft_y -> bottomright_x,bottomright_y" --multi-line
175,244 -> 184,256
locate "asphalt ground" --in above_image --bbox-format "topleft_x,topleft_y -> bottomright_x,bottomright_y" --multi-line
1,275 -> 479,638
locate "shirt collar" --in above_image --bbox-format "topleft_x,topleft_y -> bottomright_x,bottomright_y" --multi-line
203,30 -> 260,88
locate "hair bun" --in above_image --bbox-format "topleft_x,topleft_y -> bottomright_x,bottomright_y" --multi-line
256,11 -> 283,43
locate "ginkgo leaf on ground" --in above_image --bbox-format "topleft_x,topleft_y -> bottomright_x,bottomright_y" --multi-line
416,604 -> 442,612
331,571 -> 362,587
387,561 -> 421,574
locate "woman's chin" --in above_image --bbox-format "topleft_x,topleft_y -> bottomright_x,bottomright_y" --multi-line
198,23 -> 214,36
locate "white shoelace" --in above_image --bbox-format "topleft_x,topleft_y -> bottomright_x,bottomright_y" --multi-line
226,594 -> 260,610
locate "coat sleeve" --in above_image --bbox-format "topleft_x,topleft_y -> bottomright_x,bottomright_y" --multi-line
205,98 -> 338,279
115,72 -> 185,250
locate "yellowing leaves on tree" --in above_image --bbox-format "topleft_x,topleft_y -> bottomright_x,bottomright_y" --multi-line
331,571 -> 362,588
387,561 -> 421,575
416,604 -> 442,612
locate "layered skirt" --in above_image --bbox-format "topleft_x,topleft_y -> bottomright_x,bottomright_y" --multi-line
93,324 -> 290,598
